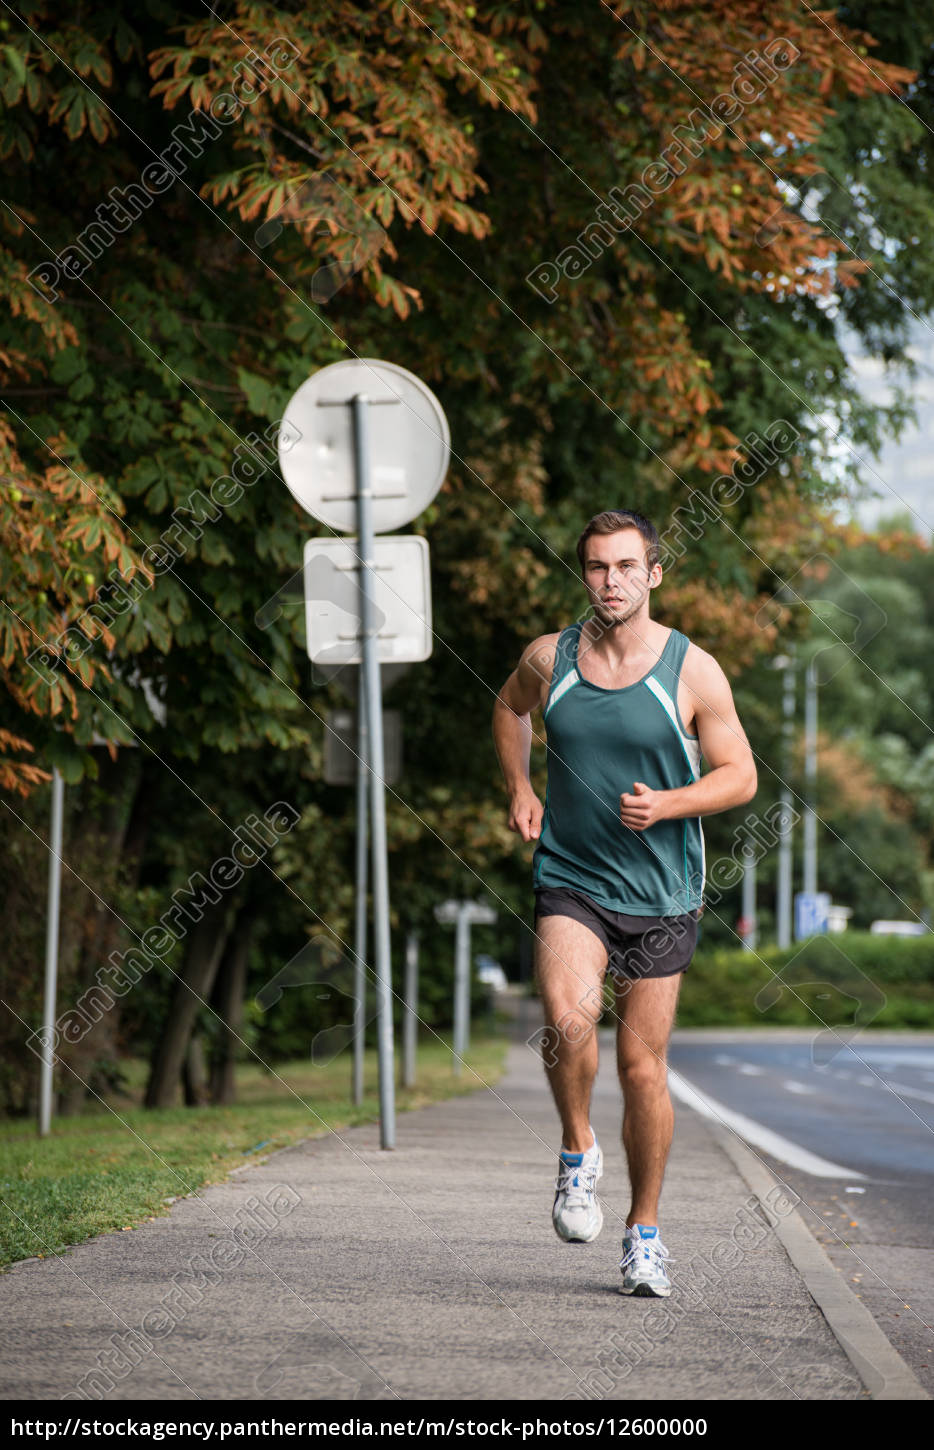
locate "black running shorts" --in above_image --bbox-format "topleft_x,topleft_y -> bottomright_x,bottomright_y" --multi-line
534,886 -> 698,980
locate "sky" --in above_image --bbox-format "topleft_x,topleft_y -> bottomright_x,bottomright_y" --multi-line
843,320 -> 934,538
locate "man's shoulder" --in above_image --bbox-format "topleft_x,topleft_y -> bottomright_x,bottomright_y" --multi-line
520,630 -> 562,683
679,637 -> 732,692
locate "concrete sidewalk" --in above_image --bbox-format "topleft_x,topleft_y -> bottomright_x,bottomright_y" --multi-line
0,1035 -> 921,1402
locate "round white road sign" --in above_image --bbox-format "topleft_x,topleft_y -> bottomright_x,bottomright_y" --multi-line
278,358 -> 450,533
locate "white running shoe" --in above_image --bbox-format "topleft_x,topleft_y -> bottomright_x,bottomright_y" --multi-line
619,1223 -> 672,1296
552,1137 -> 603,1242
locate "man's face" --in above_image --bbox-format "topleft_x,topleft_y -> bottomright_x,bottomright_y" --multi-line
582,528 -> 659,628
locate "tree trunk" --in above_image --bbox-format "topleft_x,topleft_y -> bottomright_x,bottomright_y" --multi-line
56,749 -> 147,1116
144,897 -> 233,1108
209,909 -> 256,1106
183,1034 -> 209,1106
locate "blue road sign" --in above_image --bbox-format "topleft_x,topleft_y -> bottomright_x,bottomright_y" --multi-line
795,891 -> 831,940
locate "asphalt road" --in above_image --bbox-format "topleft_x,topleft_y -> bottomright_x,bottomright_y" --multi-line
667,1030 -> 934,1395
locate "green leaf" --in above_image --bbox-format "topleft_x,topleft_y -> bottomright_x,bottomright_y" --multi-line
4,44 -> 26,87
236,368 -> 275,417
144,480 -> 168,512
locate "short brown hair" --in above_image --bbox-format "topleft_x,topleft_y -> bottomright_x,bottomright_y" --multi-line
576,510 -> 660,573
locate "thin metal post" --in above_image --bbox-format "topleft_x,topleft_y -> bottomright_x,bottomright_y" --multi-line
352,667 -> 368,1107
803,658 -> 818,897
453,907 -> 470,1074
777,662 -> 795,949
403,931 -> 418,1088
353,394 -> 396,1149
39,768 -> 64,1137
741,847 -> 757,952
518,930 -> 532,1039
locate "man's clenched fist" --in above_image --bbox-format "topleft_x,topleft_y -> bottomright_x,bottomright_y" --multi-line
619,780 -> 668,832
508,790 -> 544,842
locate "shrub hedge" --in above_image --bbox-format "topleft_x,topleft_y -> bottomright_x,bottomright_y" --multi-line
679,931 -> 934,1028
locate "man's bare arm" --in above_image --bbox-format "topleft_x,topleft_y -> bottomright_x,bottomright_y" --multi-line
492,635 -> 557,842
619,648 -> 756,831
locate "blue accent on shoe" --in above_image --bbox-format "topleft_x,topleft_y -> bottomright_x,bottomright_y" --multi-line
559,1151 -> 584,1166
634,1224 -> 658,1238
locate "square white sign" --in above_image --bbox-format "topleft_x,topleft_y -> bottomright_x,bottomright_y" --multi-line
303,535 -> 432,664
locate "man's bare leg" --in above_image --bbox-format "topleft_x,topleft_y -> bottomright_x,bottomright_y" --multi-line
613,973 -> 682,1226
534,915 -> 607,1152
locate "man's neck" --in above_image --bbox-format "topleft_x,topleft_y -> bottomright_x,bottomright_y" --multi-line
582,610 -> 660,665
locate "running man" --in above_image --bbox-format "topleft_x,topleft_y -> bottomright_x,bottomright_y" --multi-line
492,510 -> 756,1296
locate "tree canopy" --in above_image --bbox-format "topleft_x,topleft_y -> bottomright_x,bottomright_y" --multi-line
2,0 -> 933,1109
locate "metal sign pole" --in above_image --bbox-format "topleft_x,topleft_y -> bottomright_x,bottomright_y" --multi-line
453,905 -> 469,1076
436,898 -> 495,1077
39,767 -> 64,1137
352,667 -> 368,1107
403,931 -> 418,1088
353,393 -> 396,1149
282,358 -> 449,1145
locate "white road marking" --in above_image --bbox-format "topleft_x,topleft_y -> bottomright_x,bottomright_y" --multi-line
858,1049 -> 934,1071
737,1063 -> 764,1076
883,1080 -> 934,1107
669,1072 -> 867,1179
714,1054 -> 736,1066
782,1080 -> 815,1095
836,1070 -> 934,1107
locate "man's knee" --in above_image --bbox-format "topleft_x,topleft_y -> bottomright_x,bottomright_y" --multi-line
540,976 -> 602,1026
528,1000 -> 600,1069
618,1051 -> 668,1094
548,1001 -> 600,1051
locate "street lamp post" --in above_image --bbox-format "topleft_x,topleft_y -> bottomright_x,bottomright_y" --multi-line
803,657 -> 818,898
776,654 -> 796,950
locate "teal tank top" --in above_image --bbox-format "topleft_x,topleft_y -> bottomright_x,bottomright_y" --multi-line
532,622 -> 705,916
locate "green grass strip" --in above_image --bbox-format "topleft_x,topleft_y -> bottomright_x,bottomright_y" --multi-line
0,1035 -> 508,1270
